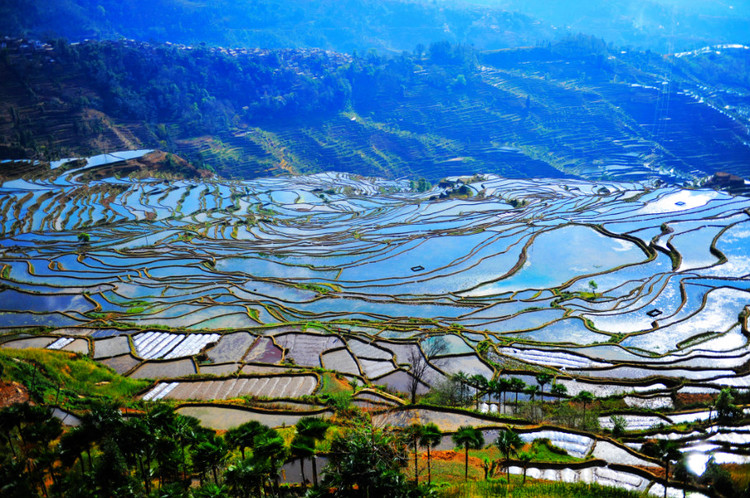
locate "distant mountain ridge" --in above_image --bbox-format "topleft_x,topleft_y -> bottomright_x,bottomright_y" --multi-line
0,0 -> 555,54
1,36 -> 749,184
2,0 -> 748,55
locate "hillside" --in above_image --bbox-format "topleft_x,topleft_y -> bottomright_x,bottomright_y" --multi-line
3,0 -> 749,55
0,0 -> 556,55
2,37 -> 749,184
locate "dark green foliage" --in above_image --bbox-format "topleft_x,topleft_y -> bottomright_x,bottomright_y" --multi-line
0,0 -> 554,54
309,423 -> 418,498
640,439 -> 681,498
452,425 -> 485,481
495,428 -> 524,483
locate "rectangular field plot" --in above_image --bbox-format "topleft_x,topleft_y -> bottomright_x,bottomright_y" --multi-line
275,333 -> 344,366
132,331 -> 220,359
142,374 -> 318,401
128,358 -> 197,379
206,332 -> 256,363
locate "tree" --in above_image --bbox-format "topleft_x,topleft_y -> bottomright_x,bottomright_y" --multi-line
610,414 -> 627,438
714,387 -> 741,422
311,423 -> 410,498
524,385 -> 539,403
469,375 -> 489,410
404,423 -> 422,484
487,380 -> 499,405
193,434 -> 228,485
226,420 -> 266,459
406,349 -> 429,405
518,452 -> 533,484
495,428 -> 523,484
574,391 -> 595,428
295,417 -> 330,487
481,457 -> 500,481
498,378 -> 512,411
252,428 -> 286,497
535,373 -> 553,403
418,423 -> 441,486
510,378 -> 526,409
452,372 -> 471,406
672,457 -> 692,498
289,434 -> 315,486
524,385 -> 540,422
225,458 -> 265,498
406,337 -> 446,404
550,382 -> 567,402
452,425 -> 484,481
588,280 -> 598,295
78,233 -> 90,243
641,439 -> 681,498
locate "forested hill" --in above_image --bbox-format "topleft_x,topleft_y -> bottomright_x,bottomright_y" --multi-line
1,36 -> 750,183
0,0 -> 555,54
2,0 -> 749,55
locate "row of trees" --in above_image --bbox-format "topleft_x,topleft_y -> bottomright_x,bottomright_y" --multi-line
0,401 -> 331,497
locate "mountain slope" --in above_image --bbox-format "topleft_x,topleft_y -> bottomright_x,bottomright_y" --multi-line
1,38 -> 749,184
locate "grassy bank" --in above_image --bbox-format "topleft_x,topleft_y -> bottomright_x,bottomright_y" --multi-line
438,481 -> 642,498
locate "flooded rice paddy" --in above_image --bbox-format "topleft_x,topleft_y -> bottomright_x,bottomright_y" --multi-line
1,153 -> 749,494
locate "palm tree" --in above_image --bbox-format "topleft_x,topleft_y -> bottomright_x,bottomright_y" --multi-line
295,417 -> 330,486
194,434 -> 229,485
470,375 -> 489,410
510,378 -> 526,410
289,433 -> 314,486
518,452 -> 533,484
225,458 -> 265,498
524,385 -> 539,402
524,385 -> 540,422
452,371 -> 471,405
405,423 -> 423,483
452,426 -> 485,481
498,378 -> 512,412
253,428 -> 287,497
495,428 -> 524,483
641,439 -> 681,498
226,420 -> 267,459
487,379 -> 499,405
419,423 -> 442,486
574,391 -> 595,428
550,382 -> 567,403
535,373 -> 553,403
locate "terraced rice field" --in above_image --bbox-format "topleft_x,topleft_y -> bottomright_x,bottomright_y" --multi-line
1,152 -> 749,496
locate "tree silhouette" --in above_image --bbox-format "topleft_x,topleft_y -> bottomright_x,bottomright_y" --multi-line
550,382 -> 567,403
295,416 -> 330,486
574,391 -> 595,428
535,373 -> 553,403
405,423 -> 423,483
452,425 -> 484,481
419,422 -> 442,486
518,451 -> 533,484
290,433 -> 315,486
252,428 -> 286,497
510,378 -> 526,410
498,378 -> 512,411
226,420 -> 267,459
641,439 -> 681,498
495,428 -> 523,483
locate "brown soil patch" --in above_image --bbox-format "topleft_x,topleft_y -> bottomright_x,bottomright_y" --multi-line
0,381 -> 29,408
632,465 -> 663,478
430,450 -> 484,468
675,392 -> 714,405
